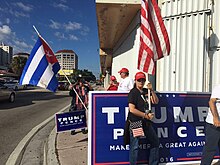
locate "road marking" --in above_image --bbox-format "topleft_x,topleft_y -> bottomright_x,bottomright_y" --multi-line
5,104 -> 70,165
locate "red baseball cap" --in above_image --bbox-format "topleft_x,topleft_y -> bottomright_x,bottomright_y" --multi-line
110,76 -> 116,81
135,72 -> 146,80
118,68 -> 129,73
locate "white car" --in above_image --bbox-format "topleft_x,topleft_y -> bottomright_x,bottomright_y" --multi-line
4,80 -> 27,91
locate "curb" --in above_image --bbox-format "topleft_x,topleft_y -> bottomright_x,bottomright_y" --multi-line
6,104 -> 70,165
43,127 -> 59,165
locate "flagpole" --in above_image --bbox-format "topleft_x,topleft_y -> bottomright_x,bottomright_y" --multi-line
61,69 -> 88,111
147,74 -> 152,111
33,25 -> 50,48
148,88 -> 151,111
33,25 -> 41,37
33,25 -> 52,50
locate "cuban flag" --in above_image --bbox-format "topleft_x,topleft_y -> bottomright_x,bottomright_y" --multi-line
19,36 -> 60,92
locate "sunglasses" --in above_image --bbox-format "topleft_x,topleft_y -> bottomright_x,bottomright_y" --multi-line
137,78 -> 146,82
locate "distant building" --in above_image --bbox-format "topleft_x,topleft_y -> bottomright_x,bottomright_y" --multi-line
0,43 -> 13,68
13,52 -> 29,59
55,50 -> 78,76
0,48 -> 7,67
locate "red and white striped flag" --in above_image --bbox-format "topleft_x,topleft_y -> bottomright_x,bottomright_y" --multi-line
132,127 -> 145,137
138,0 -> 170,75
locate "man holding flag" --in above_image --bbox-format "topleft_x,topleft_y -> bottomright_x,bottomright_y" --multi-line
19,31 -> 60,92
19,28 -> 89,135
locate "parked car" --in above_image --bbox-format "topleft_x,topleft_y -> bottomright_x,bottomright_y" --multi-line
0,78 -> 6,84
0,83 -> 16,102
4,80 -> 27,91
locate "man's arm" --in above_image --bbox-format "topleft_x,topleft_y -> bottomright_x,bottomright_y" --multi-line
209,98 -> 220,127
128,79 -> 134,90
151,90 -> 159,104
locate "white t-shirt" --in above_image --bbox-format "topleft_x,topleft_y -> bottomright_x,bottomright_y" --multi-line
117,77 -> 134,91
206,85 -> 220,124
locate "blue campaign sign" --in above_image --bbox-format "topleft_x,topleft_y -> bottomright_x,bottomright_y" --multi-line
88,91 -> 220,165
56,110 -> 87,132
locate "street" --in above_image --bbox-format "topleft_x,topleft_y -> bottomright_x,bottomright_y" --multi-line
0,88 -> 71,165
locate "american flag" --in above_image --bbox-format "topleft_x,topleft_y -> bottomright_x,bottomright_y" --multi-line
138,0 -> 170,75
130,120 -> 145,137
132,127 -> 145,137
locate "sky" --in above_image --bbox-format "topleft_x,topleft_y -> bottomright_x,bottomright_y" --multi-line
0,0 -> 100,78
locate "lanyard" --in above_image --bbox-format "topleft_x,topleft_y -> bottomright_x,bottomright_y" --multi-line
141,93 -> 151,113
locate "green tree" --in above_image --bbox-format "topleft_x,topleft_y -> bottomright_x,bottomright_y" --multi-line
70,69 -> 96,82
11,57 -> 27,78
81,69 -> 96,81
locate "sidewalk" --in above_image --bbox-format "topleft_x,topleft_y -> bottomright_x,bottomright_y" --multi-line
46,86 -> 105,165
45,127 -> 88,165
56,130 -> 88,165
